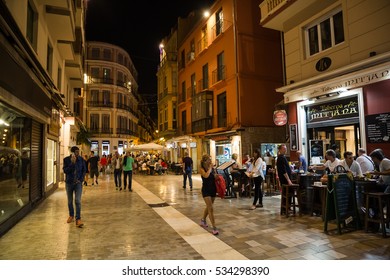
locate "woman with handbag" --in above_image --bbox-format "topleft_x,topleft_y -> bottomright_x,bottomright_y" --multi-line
199,154 -> 219,235
249,148 -> 265,210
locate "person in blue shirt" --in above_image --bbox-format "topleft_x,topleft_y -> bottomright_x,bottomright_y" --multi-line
63,146 -> 86,227
296,150 -> 307,172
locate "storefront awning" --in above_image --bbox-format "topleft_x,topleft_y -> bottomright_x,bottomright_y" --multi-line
205,130 -> 239,141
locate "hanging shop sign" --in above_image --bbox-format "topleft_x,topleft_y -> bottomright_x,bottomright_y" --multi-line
306,96 -> 359,124
273,110 -> 287,126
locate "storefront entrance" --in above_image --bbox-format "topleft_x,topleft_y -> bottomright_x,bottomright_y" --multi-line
308,124 -> 360,163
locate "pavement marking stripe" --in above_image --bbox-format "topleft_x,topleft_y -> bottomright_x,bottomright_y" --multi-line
132,180 -> 248,260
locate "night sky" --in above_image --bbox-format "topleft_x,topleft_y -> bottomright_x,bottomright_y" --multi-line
86,0 -> 215,120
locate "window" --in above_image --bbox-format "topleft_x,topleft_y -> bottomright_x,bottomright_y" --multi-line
190,73 -> 196,97
102,114 -> 110,132
102,90 -> 110,106
117,53 -> 123,64
202,64 -> 209,90
217,92 -> 227,127
103,68 -> 111,83
117,93 -> 123,107
305,9 -> 344,57
181,81 -> 186,102
26,1 -> 38,50
46,42 -> 53,76
103,49 -> 112,60
217,52 -> 225,81
91,67 -> 99,78
200,25 -> 208,51
57,67 -> 62,92
90,114 -> 99,130
181,110 -> 187,133
91,48 -> 100,58
90,90 -> 99,104
216,8 -> 224,36
172,103 -> 177,129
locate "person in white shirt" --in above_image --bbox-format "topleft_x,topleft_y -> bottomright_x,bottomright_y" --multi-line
310,149 -> 341,183
340,151 -> 363,177
248,149 -> 265,210
356,148 -> 375,174
369,149 -> 390,193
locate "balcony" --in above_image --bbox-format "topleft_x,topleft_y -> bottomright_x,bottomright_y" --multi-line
89,77 -> 114,85
259,0 -> 324,31
89,128 -> 113,135
197,35 -> 208,54
45,4 -> 75,42
197,79 -> 209,92
211,19 -> 232,42
87,101 -> 113,108
212,66 -> 226,84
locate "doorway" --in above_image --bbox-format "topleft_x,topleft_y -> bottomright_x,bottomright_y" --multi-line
307,124 -> 360,161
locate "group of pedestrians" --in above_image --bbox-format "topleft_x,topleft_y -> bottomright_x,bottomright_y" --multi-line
111,151 -> 135,191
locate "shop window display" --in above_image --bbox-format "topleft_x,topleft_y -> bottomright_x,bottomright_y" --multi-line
0,103 -> 31,223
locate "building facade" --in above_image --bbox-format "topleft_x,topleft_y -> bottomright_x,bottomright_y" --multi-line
84,41 -> 154,156
260,0 -> 390,163
159,0 -> 286,168
0,0 -> 86,236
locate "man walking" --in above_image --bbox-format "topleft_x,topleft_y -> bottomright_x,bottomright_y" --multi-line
123,151 -> 134,191
87,151 -> 99,186
63,146 -> 86,228
182,151 -> 193,190
111,151 -> 123,190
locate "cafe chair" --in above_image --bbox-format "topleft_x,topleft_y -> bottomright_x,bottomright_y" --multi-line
280,183 -> 302,217
364,192 -> 390,238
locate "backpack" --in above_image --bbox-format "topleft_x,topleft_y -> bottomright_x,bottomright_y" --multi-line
214,174 -> 226,199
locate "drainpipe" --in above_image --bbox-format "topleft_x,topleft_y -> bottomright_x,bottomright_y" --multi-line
233,0 -> 240,127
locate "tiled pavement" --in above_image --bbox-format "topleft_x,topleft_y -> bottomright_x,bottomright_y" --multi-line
0,172 -> 389,260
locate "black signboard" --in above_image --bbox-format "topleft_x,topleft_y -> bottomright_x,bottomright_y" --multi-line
365,113 -> 390,143
324,174 -> 360,235
289,124 -> 298,151
307,96 -> 359,124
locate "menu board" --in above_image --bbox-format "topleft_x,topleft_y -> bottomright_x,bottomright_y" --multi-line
324,174 -> 360,235
366,113 -> 390,143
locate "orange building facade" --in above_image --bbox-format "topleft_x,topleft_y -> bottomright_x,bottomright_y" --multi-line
170,0 -> 285,167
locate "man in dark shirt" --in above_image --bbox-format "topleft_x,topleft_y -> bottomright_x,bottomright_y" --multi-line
276,144 -> 293,186
182,151 -> 193,190
63,146 -> 86,227
87,151 -> 99,186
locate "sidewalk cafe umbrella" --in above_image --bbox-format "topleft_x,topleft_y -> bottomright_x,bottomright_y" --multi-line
128,142 -> 165,152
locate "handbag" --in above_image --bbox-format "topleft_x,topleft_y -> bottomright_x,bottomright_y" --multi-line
214,174 -> 226,199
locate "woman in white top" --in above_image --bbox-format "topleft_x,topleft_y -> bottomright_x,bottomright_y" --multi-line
249,149 -> 265,210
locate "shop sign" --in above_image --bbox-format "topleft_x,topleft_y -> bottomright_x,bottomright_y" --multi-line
306,96 -> 358,123
289,124 -> 298,151
273,110 -> 287,126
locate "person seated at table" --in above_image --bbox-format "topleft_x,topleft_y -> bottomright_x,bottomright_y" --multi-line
309,149 -> 341,184
161,159 -> 168,174
229,153 -> 241,184
369,149 -> 390,193
340,151 -> 363,178
154,159 -> 163,175
356,148 -> 375,174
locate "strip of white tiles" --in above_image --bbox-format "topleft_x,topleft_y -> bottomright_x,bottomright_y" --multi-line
133,180 -> 248,260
